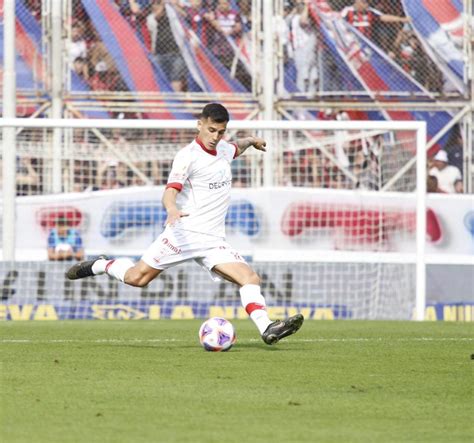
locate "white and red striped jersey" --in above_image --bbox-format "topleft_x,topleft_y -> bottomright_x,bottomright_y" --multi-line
341,6 -> 382,38
166,138 -> 237,238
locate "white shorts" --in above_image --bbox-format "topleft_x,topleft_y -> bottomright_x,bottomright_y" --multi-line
141,226 -> 247,281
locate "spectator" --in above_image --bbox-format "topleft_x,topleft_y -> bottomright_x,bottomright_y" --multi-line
429,150 -> 463,194
427,175 -> 445,194
62,156 -> 97,193
68,21 -> 88,67
73,56 -> 89,80
205,0 -> 251,89
146,0 -> 187,92
47,217 -> 84,261
185,0 -> 210,44
96,160 -> 128,190
117,0 -> 151,43
275,0 -> 294,96
389,25 -> 443,93
353,149 -> 380,190
390,25 -> 414,73
341,0 -> 410,42
239,0 -> 252,34
409,35 -> 443,92
445,127 -> 464,173
205,0 -> 242,46
25,0 -> 42,21
89,41 -> 128,91
283,149 -> 321,187
127,160 -> 161,186
290,1 -> 318,94
16,157 -> 40,196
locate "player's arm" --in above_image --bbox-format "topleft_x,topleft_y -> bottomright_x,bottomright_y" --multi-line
234,136 -> 266,157
162,187 -> 188,226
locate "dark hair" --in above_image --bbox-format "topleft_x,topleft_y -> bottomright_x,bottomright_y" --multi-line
200,103 -> 230,123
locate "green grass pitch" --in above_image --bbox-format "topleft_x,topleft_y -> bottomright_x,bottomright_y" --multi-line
1,320 -> 472,443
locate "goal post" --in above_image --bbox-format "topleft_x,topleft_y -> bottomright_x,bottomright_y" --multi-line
1,117 -> 427,320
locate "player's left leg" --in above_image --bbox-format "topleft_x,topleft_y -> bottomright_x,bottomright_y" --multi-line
212,262 -> 272,333
212,262 -> 304,345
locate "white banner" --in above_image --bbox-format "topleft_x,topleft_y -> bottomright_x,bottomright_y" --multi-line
6,187 -> 474,260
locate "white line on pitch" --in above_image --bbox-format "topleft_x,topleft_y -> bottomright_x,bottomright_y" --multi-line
0,337 -> 472,344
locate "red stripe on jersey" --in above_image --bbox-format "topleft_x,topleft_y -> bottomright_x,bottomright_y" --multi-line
245,303 -> 266,315
166,183 -> 183,191
231,142 -> 238,159
195,137 -> 217,156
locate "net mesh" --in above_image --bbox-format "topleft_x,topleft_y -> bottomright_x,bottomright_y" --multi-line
0,123 -> 420,320
0,261 -> 414,320
5,125 -> 417,194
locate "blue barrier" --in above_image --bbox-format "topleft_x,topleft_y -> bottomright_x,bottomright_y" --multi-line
101,200 -> 261,238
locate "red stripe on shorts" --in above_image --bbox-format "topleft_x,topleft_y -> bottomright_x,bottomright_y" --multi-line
245,303 -> 266,315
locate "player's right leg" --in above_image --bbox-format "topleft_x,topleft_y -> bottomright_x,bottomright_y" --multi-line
66,257 -> 162,287
67,225 -> 184,286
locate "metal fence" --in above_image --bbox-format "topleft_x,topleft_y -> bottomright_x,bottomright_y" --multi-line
1,0 -> 473,192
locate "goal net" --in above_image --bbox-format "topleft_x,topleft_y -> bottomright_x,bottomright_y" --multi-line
0,118 -> 426,321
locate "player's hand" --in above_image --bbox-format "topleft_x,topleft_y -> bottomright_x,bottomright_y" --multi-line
251,137 -> 266,152
165,209 -> 188,227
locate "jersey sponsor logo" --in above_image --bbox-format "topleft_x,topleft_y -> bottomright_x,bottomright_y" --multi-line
209,179 -> 232,190
161,237 -> 182,254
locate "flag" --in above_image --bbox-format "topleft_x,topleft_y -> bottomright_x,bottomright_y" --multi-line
81,0 -> 192,119
164,3 -> 254,119
0,0 -> 45,116
165,3 -> 247,93
401,0 -> 465,94
309,0 -> 454,152
0,0 -> 110,118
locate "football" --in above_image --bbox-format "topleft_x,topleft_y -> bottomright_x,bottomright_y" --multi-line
198,317 -> 236,352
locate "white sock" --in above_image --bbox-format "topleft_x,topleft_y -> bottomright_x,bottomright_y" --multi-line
239,284 -> 273,335
92,258 -> 109,275
93,258 -> 134,283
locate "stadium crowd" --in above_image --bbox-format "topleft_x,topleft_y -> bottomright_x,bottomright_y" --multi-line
57,0 -> 449,95
15,0 -> 465,196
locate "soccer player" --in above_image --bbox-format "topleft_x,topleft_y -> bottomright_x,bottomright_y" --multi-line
66,103 -> 304,345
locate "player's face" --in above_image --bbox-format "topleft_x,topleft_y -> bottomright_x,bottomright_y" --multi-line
197,118 -> 228,150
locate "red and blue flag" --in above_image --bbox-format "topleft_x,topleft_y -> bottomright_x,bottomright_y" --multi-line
401,0 -> 465,94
